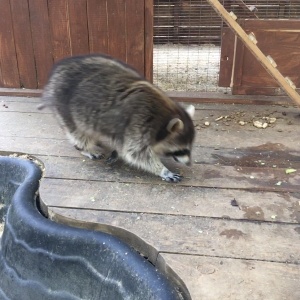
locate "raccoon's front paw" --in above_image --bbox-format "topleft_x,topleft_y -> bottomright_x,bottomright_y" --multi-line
106,150 -> 119,164
161,168 -> 182,183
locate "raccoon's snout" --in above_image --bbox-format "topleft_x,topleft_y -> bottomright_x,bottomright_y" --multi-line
173,154 -> 191,166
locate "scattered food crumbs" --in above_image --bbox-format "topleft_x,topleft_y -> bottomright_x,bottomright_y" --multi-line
204,121 -> 210,126
250,176 -> 255,179
269,117 -> 276,124
90,197 -> 95,202
215,116 -> 223,121
271,215 -> 277,219
273,165 -> 277,168
253,120 -> 269,129
285,168 -> 296,174
238,121 -> 246,126
275,181 -> 282,186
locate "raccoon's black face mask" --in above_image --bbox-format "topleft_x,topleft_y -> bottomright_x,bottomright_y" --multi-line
165,149 -> 191,166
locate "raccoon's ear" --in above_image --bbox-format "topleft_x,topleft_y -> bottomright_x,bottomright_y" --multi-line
167,118 -> 184,133
185,105 -> 195,118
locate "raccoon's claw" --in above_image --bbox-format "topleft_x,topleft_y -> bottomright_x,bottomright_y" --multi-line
81,151 -> 104,160
161,169 -> 182,183
106,150 -> 119,164
164,174 -> 182,183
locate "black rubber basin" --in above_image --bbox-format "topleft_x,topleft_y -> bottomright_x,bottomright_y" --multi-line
0,155 -> 184,300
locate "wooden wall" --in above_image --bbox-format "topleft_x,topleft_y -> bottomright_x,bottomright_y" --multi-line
219,19 -> 300,96
0,0 -> 147,89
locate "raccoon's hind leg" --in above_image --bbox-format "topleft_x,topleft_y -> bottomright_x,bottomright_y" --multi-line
122,147 -> 182,183
67,131 -> 105,160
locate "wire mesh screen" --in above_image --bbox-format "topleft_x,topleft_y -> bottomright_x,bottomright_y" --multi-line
153,0 -> 300,93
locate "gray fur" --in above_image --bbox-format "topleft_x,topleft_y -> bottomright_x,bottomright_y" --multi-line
41,54 -> 195,182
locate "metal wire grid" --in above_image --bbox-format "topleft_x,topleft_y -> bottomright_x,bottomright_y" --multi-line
153,0 -> 300,93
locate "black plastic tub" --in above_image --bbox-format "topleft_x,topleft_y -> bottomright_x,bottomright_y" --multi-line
0,155 -> 185,300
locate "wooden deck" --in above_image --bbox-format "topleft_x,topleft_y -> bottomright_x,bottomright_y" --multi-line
1,96 -> 300,299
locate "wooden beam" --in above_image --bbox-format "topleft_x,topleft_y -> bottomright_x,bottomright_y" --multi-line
206,0 -> 300,106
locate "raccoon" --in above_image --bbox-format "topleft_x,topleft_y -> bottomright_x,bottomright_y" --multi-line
40,54 -> 195,182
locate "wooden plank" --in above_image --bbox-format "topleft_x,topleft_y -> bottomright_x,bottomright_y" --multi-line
169,93 -> 291,105
125,0 -> 145,75
1,104 -> 300,149
0,96 -> 292,111
206,0 -> 300,105
106,0 -> 126,61
0,88 -> 42,97
0,101 -> 51,113
68,0 -> 89,56
145,0 -> 153,81
87,0 -> 109,54
232,28 -> 244,87
48,0 -> 71,62
9,0 -> 37,89
158,253 -> 300,300
219,27 -> 235,87
0,112 -> 65,139
154,27 -> 221,37
0,137 -> 77,158
154,36 -> 221,45
0,96 -> 42,103
41,178 -> 300,223
0,0 -> 20,87
0,56 -> 3,87
1,128 -> 300,170
0,87 -> 292,105
28,0 -> 54,88
48,207 -> 300,264
35,155 -> 300,192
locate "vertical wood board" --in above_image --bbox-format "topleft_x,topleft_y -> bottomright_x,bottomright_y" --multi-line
48,0 -> 72,62
106,0 -> 127,62
87,0 -> 109,54
68,0 -> 89,56
145,0 -> 153,81
28,0 -> 53,88
125,1 -> 145,75
10,0 -> 37,89
0,0 -> 20,87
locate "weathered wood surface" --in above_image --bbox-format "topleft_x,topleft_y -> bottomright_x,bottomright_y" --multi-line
41,179 -> 300,223
159,254 -> 300,300
1,96 -> 300,300
50,207 -> 300,263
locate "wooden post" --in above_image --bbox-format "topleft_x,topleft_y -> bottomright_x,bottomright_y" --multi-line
207,0 -> 300,106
